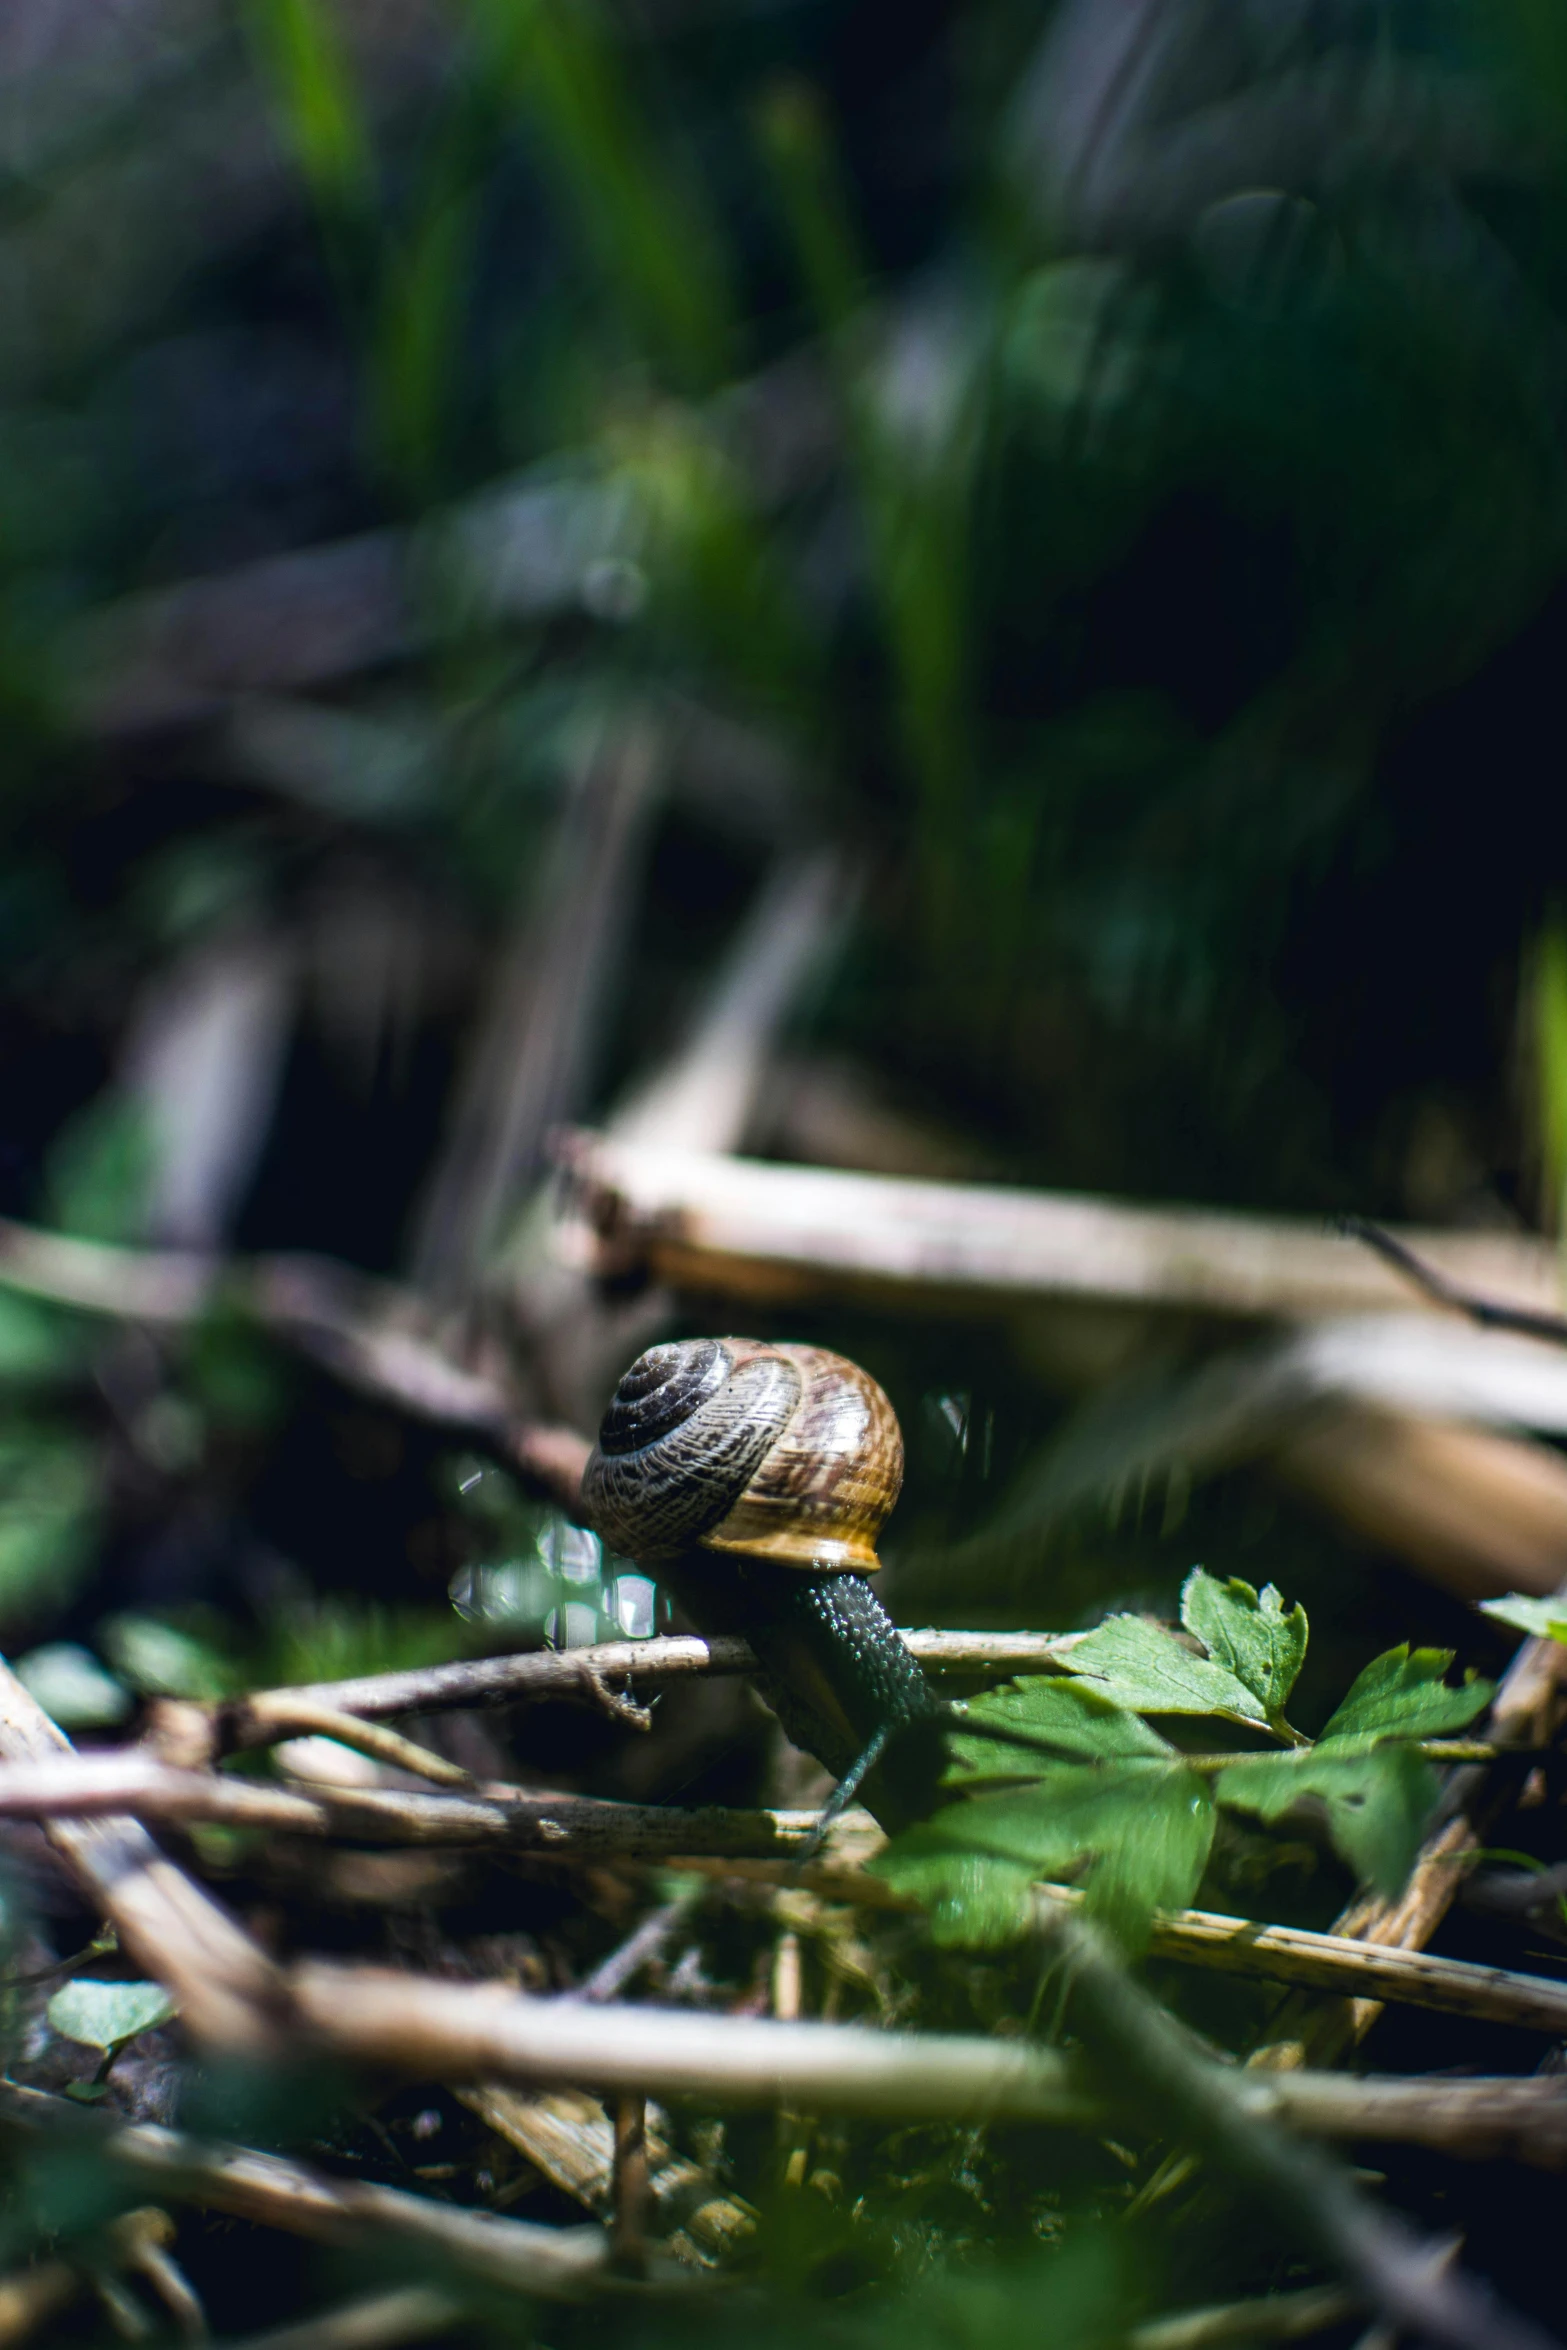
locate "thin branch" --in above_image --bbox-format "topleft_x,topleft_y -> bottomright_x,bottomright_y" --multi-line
672,1860 -> 1567,2040
0,1219 -> 592,1519
1341,1216 -> 1567,1347
0,2083 -> 608,2304
0,1756 -> 835,1858
208,1629 -> 1080,1753
230,1703 -> 476,1788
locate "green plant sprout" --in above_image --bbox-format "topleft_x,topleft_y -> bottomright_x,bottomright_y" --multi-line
873,1569 -> 1493,1952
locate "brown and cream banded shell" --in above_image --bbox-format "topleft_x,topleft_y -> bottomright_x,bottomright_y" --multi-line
582,1338 -> 903,1571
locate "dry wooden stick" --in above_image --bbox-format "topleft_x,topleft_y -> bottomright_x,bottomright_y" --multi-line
0,1660 -> 283,2049
12,1739 -> 1566,2041
198,1628 -> 1080,1756
0,1757 -> 835,1858
273,1960 -> 1567,2169
0,2083 -> 608,2303
561,1134 -> 1562,1325
675,1859 -> 1567,2039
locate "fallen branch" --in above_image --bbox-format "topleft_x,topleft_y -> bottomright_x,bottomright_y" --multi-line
270,1961 -> 1567,2174
672,1861 -> 1567,2040
0,1220 -> 591,1519
561,1134 -> 1561,1325
0,2083 -> 608,2304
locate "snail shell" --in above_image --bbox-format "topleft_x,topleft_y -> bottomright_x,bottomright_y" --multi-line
582,1338 -> 903,1571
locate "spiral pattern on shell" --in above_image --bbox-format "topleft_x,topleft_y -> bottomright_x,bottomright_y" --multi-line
582,1338 -> 903,1571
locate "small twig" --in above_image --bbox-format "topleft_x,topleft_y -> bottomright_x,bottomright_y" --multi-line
572,1885 -> 704,2004
238,1703 -> 475,1789
1340,1217 -> 1567,1346
609,2096 -> 650,2276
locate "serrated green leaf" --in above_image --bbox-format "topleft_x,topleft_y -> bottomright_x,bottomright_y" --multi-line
946,1675 -> 1172,1783
873,1761 -> 1214,1951
1180,1569 -> 1307,1715
1318,1646 -> 1493,1746
1060,1612 -> 1267,1724
48,1979 -> 177,2051
1216,1745 -> 1438,1896
1480,1593 -> 1567,1645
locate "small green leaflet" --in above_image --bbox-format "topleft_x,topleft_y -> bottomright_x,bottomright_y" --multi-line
945,1675 -> 1173,1784
48,1979 -> 177,2052
1481,1593 -> 1567,1646
873,1759 -> 1214,1951
1058,1610 -> 1268,1724
1217,1745 -> 1438,1897
1180,1569 -> 1306,1719
1317,1646 -> 1492,1745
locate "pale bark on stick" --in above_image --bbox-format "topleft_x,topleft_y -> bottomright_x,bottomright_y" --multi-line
275,1961 -> 1567,2172
0,2084 -> 607,2302
562,1136 -> 1561,1325
0,1660 -> 282,2050
215,1627 -> 1078,1746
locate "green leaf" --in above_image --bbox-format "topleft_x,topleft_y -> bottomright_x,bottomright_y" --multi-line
14,1644 -> 131,1730
868,1838 -> 1036,1948
1480,1593 -> 1567,1645
1318,1647 -> 1493,1745
0,1430 -> 98,1626
48,1979 -> 177,2052
1180,1569 -> 1307,1715
1060,1612 -> 1268,1725
946,1675 -> 1172,1783
1217,1746 -> 1438,1897
874,1761 -> 1214,1951
100,1614 -> 238,1702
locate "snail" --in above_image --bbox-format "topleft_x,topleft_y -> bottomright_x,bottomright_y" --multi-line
582,1338 -> 944,1832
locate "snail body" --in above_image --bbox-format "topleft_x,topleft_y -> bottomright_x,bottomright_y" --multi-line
583,1339 -> 942,1830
